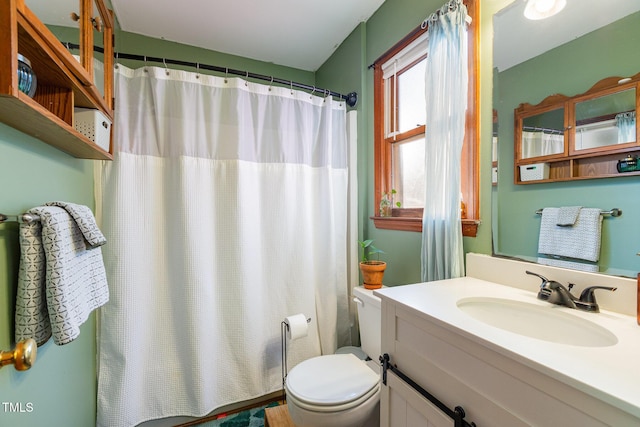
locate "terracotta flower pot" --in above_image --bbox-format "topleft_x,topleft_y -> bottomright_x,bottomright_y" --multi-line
359,261 -> 386,290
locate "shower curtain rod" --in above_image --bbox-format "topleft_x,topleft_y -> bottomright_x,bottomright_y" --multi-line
62,42 -> 358,107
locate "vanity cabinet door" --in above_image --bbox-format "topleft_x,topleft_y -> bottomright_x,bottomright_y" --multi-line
381,370 -> 452,427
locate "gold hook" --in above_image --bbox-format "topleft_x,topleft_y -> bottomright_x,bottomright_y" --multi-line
0,339 -> 37,371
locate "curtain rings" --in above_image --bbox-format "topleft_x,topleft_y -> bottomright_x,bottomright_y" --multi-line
115,51 -> 119,69
423,0 -> 460,27
310,86 -> 316,100
195,62 -> 200,79
224,68 -> 228,84
269,76 -> 274,91
245,70 -> 249,86
163,58 -> 169,76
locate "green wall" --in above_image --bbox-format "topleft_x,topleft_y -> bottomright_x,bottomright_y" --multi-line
495,11 -> 640,274
317,0 -> 495,286
0,125 -> 97,425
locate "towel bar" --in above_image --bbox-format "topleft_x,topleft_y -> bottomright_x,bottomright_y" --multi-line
0,213 -> 41,224
535,208 -> 622,217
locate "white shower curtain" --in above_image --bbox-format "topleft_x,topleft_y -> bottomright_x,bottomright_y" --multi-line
420,0 -> 469,282
521,130 -> 564,158
95,65 -> 351,426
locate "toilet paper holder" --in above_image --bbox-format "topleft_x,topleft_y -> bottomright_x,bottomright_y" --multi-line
281,315 -> 311,402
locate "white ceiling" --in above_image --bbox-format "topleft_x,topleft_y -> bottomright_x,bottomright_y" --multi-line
29,0 -> 640,73
26,0 -> 385,72
494,0 -> 640,72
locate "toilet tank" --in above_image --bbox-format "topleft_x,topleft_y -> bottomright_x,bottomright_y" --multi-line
353,286 -> 382,360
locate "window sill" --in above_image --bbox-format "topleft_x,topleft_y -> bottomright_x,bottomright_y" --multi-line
371,216 -> 480,237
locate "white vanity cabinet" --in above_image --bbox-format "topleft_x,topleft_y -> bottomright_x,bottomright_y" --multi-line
376,281 -> 640,427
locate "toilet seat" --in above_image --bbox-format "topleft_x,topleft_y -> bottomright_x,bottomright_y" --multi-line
285,353 -> 380,413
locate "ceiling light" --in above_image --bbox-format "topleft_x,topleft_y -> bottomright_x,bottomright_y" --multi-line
524,0 -> 566,20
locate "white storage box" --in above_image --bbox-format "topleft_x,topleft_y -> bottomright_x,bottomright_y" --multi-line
75,108 -> 111,152
519,162 -> 549,181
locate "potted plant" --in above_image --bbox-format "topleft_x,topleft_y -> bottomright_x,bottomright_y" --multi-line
358,239 -> 386,290
379,189 -> 401,217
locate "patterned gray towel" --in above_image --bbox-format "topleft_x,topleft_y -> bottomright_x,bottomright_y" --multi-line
556,206 -> 581,227
45,201 -> 107,248
15,206 -> 109,346
537,207 -> 603,262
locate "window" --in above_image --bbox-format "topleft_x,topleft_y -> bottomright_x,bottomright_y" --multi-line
372,0 -> 479,236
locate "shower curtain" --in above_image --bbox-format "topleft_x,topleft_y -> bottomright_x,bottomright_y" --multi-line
95,65 -> 351,426
521,130 -> 563,158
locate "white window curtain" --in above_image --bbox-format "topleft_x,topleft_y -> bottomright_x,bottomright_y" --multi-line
616,111 -> 636,143
420,0 -> 469,282
94,65 -> 351,426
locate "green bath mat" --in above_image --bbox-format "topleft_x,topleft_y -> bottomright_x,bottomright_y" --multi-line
192,402 -> 279,427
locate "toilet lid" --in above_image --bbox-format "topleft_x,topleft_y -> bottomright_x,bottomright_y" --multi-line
286,354 -> 379,407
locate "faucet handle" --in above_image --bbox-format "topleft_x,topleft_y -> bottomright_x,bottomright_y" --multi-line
579,286 -> 617,304
526,270 -> 549,285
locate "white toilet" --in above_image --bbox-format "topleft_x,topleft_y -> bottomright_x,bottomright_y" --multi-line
285,286 -> 382,427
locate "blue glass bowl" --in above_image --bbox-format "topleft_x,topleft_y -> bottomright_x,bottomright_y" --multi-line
17,54 -> 37,98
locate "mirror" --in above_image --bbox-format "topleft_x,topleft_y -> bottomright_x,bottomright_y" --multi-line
518,106 -> 565,160
492,0 -> 640,278
574,88 -> 637,151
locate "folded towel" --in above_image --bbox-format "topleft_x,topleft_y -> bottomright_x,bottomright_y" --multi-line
15,205 -> 109,346
15,219 -> 50,345
556,206 -> 582,227
45,201 -> 107,248
536,256 -> 599,273
537,207 -> 603,262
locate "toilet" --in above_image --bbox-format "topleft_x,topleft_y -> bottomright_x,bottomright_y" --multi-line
285,286 -> 382,427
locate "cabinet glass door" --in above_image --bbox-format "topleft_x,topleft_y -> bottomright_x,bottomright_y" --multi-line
518,106 -> 566,160
573,87 -> 637,154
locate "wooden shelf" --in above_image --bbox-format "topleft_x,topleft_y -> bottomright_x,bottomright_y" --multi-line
0,0 -> 113,160
514,73 -> 640,185
516,150 -> 640,184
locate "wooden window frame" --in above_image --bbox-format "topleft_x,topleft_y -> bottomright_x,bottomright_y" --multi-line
371,0 -> 479,237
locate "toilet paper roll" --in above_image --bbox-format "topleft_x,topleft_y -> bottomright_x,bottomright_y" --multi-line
284,313 -> 309,340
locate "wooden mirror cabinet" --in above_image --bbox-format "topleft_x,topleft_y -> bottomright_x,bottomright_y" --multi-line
514,72 -> 640,184
0,0 -> 114,160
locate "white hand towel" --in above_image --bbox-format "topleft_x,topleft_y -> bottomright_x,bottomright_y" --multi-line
15,205 -> 109,346
556,206 -> 582,227
537,207 -> 603,262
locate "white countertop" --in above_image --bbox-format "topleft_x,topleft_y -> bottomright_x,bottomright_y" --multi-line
375,277 -> 640,418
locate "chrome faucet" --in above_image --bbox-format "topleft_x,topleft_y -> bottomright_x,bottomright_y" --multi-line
525,271 -> 616,313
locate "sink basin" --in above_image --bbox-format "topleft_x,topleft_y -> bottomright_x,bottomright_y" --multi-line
457,297 -> 618,347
